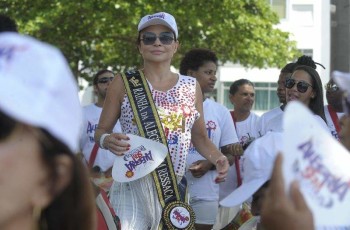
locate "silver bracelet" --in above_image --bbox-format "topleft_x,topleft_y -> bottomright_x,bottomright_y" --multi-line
99,133 -> 110,149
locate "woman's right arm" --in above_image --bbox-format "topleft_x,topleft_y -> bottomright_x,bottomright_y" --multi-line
94,74 -> 130,156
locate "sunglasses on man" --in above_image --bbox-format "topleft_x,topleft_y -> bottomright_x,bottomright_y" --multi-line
97,77 -> 114,84
141,32 -> 175,46
324,83 -> 339,93
285,78 -> 313,93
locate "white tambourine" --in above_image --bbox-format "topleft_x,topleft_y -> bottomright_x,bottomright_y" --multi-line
112,134 -> 168,183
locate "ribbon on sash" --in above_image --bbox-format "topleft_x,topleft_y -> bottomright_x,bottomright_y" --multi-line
327,105 -> 341,139
121,70 -> 195,230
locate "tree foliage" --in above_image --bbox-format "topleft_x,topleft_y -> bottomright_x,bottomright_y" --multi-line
1,0 -> 300,83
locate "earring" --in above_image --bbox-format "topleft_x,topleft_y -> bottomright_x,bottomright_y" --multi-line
32,206 -> 41,230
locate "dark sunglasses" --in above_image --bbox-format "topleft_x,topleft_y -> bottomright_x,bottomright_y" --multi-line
324,83 -> 339,92
98,77 -> 114,84
141,32 -> 175,45
285,78 -> 313,93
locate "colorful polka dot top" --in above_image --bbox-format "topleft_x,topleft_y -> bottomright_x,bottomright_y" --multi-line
120,74 -> 200,177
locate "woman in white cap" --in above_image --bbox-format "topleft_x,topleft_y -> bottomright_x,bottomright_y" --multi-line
0,33 -> 96,229
95,12 -> 229,229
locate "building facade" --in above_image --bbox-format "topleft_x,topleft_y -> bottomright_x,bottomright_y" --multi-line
331,0 -> 350,72
216,0 -> 331,115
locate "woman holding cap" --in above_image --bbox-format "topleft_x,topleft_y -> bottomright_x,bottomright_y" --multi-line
95,12 -> 229,229
0,33 -> 95,229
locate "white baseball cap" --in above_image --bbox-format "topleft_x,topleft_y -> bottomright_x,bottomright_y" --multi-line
220,132 -> 282,207
138,12 -> 178,39
0,32 -> 82,152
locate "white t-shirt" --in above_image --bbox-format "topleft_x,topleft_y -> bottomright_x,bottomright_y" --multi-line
239,132 -> 283,201
258,106 -> 284,136
79,104 -> 122,171
264,112 -> 329,134
219,112 -> 260,201
324,105 -> 344,140
186,99 -> 239,201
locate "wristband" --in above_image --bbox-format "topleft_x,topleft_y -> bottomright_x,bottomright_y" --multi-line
99,133 -> 110,149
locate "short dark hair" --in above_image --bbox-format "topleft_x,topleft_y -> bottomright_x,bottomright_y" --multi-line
92,69 -> 114,85
179,48 -> 218,75
229,79 -> 254,95
0,14 -> 18,32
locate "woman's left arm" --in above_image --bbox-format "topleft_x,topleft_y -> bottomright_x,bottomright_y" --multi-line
191,82 -> 229,182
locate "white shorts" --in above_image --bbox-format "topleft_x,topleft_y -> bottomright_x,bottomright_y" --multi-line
190,198 -> 219,225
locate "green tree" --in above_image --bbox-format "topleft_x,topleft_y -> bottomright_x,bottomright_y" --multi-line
1,0 -> 300,84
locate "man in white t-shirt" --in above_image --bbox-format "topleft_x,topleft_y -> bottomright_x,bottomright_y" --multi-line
180,48 -> 242,230
220,131 -> 282,230
224,79 -> 260,197
324,78 -> 344,140
215,79 -> 260,229
79,70 -> 122,174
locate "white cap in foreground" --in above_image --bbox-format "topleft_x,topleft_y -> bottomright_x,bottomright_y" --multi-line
0,32 -> 82,152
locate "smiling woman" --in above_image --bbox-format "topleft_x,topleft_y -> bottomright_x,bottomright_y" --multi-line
286,65 -> 326,123
262,65 -> 328,134
94,12 -> 230,230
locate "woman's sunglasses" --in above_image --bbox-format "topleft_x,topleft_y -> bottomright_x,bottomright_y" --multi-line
141,32 -> 175,45
97,77 -> 114,84
285,78 -> 313,93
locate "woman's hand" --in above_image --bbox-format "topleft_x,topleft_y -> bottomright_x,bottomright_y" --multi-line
214,155 -> 229,183
103,133 -> 130,156
188,160 -> 212,178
